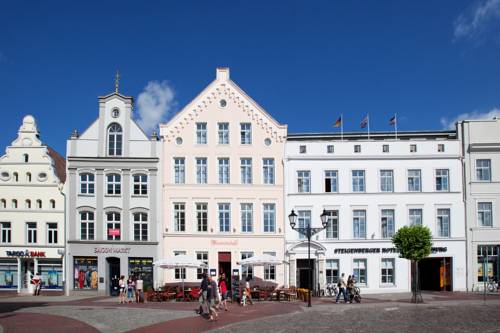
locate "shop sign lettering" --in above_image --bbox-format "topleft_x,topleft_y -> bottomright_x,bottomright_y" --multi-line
211,240 -> 238,246
6,250 -> 46,257
333,247 -> 447,254
94,247 -> 131,254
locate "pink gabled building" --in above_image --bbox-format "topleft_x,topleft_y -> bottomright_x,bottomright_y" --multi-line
160,68 -> 287,290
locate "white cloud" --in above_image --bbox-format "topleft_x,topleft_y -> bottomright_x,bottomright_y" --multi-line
454,0 -> 500,41
136,80 -> 176,135
440,108 -> 500,129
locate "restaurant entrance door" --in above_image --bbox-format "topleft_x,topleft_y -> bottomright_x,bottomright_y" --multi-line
218,252 -> 231,291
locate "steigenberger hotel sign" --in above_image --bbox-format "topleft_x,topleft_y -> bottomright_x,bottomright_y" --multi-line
333,247 -> 447,254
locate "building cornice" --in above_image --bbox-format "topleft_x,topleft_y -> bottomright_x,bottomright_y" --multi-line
67,240 -> 159,245
286,155 -> 461,161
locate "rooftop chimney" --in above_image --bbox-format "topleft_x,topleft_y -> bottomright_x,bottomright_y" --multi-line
216,67 -> 230,81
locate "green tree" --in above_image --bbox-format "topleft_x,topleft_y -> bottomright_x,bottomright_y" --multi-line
392,225 -> 432,303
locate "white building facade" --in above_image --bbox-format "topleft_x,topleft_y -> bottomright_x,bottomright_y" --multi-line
458,118 -> 500,291
160,68 -> 287,291
66,89 -> 162,295
285,131 -> 467,294
0,116 -> 66,294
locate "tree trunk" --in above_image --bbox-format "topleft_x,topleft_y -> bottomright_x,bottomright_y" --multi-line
411,260 -> 423,303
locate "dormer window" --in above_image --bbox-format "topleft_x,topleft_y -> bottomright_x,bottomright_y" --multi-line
108,123 -> 122,156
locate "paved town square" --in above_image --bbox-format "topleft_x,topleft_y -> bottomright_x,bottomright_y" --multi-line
0,292 -> 499,333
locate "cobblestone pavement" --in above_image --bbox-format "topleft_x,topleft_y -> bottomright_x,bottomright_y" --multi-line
0,293 -> 499,333
208,299 -> 500,333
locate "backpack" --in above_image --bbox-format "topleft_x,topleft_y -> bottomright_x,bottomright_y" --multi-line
337,281 -> 342,288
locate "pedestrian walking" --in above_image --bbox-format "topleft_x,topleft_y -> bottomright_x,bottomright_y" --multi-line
135,275 -> 144,303
127,276 -> 135,303
207,275 -> 218,322
335,273 -> 348,304
218,273 -> 229,311
198,273 -> 208,316
243,276 -> 253,306
31,272 -> 41,296
347,275 -> 354,303
118,275 -> 126,304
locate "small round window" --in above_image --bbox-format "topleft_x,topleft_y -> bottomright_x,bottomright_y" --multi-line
264,138 -> 272,146
175,137 -> 183,145
219,99 -> 227,108
111,108 -> 120,118
38,172 -> 48,181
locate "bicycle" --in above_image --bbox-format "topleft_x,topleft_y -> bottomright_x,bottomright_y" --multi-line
325,283 -> 338,297
351,287 -> 361,303
486,278 -> 499,292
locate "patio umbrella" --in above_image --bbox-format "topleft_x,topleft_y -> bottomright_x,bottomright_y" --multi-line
239,254 -> 284,266
154,255 -> 208,299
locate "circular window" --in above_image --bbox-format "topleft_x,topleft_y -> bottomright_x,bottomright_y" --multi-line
0,171 -> 10,181
219,99 -> 227,108
38,172 -> 48,181
264,138 -> 272,146
175,137 -> 183,145
111,108 -> 120,118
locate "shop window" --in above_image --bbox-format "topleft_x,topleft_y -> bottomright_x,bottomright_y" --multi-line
73,257 -> 98,289
128,258 -> 153,291
0,260 -> 18,289
477,245 -> 499,282
39,259 -> 63,289
326,259 -> 339,284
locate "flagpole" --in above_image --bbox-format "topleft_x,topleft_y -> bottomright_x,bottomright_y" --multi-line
367,114 -> 370,140
341,113 -> 344,141
395,113 -> 398,140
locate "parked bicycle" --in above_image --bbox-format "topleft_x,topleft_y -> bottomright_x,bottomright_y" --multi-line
351,286 -> 361,303
325,282 -> 338,297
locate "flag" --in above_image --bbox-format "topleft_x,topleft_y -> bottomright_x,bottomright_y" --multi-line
333,116 -> 342,128
389,115 -> 396,125
360,115 -> 368,129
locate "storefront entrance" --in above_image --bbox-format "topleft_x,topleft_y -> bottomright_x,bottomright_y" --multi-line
418,257 -> 452,291
297,259 -> 315,290
218,252 -> 231,291
107,257 -> 120,296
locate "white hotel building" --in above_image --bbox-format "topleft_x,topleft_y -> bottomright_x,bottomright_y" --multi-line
285,131 -> 467,294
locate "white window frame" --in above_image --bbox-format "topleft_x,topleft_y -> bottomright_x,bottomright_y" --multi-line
353,210 -> 366,239
173,203 -> 186,232
1,222 -> 11,243
476,159 -> 491,182
381,209 -> 395,239
47,223 -> 58,244
174,251 -> 187,279
80,211 -> 95,241
174,158 -> 185,184
324,170 -> 338,193
218,158 -> 230,184
478,202 -> 493,227
240,158 -> 252,184
352,170 -> 365,192
380,170 -> 394,192
381,258 -> 395,285
106,173 -> 121,195
218,122 -> 229,145
196,251 -> 209,279
80,173 -> 95,195
409,208 -> 423,226
241,203 -> 253,233
106,211 -> 121,241
133,174 -> 148,196
196,203 -> 208,232
196,158 -> 208,184
196,122 -> 207,144
263,203 -> 276,233
107,123 -> 123,156
436,208 -> 450,237
353,259 -> 367,285
325,210 -> 339,239
407,169 -> 421,192
241,251 -> 254,279
263,158 -> 275,185
298,210 -> 311,240
240,123 -> 252,144
263,251 -> 276,280
133,212 -> 148,241
435,169 -> 449,192
297,170 -> 311,193
26,222 -> 37,244
218,203 -> 231,232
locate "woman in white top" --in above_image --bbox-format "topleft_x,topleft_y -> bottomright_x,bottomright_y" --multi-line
118,275 -> 126,304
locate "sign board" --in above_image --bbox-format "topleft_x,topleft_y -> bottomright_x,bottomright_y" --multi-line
232,269 -> 239,276
210,269 -> 217,277
108,228 -> 120,237
6,250 -> 46,258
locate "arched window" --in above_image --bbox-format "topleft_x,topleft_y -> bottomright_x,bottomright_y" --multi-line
36,199 -> 42,209
50,199 -> 56,209
107,123 -> 122,156
106,212 -> 121,241
13,172 -> 18,182
12,199 -> 17,209
25,199 -> 31,209
26,172 -> 32,182
23,154 -> 29,163
0,199 -> 6,209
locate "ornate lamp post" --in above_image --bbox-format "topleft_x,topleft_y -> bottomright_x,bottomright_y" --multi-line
289,209 -> 328,307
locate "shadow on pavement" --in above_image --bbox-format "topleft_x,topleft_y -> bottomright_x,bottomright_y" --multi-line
0,302 -> 48,314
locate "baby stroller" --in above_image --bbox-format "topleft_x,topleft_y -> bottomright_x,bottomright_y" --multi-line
351,287 -> 361,303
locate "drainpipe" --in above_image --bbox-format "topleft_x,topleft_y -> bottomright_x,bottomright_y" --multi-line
459,122 -> 469,292
59,184 -> 68,296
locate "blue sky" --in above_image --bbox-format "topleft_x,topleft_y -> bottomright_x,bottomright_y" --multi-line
1,0 -> 500,155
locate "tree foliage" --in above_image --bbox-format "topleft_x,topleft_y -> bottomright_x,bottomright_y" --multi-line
392,225 -> 432,262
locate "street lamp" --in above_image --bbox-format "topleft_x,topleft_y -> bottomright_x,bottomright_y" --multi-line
289,209 -> 328,307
